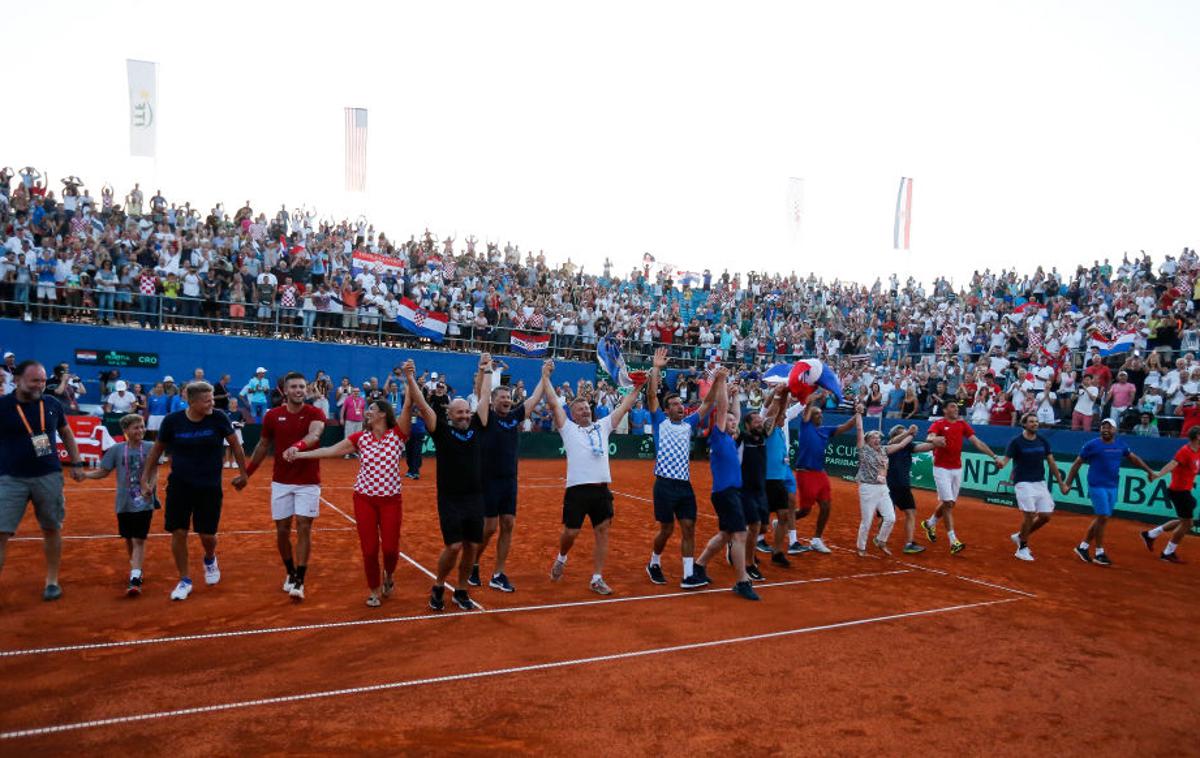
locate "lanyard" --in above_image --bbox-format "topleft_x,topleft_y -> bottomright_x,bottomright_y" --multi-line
15,401 -> 45,436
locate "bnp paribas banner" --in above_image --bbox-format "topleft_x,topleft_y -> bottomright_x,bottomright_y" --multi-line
822,434 -> 1192,529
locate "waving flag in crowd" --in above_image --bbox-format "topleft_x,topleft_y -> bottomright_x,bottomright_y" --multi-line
1088,330 -> 1136,357
597,334 -> 633,388
396,297 -> 448,343
787,358 -> 845,404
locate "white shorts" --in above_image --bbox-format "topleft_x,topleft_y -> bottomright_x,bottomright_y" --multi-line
223,429 -> 243,447
933,467 -> 962,502
1014,481 -> 1055,514
37,283 -> 57,300
271,483 -> 321,520
147,415 -> 165,431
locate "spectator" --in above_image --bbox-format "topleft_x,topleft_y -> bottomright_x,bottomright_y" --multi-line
240,368 -> 271,422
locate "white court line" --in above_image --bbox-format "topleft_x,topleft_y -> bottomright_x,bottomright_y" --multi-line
0,569 -> 910,658
0,596 -> 1021,740
611,489 -> 1038,600
318,497 -> 484,610
6,527 -> 357,542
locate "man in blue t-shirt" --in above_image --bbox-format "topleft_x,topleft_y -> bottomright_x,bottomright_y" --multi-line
646,348 -> 721,589
0,361 -> 85,601
788,396 -> 858,555
691,367 -> 759,601
760,385 -> 804,564
994,413 -> 1065,562
470,360 -> 552,593
1061,418 -> 1154,566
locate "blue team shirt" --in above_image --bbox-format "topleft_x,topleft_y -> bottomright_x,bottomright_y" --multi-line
1005,434 -> 1052,483
1078,437 -> 1130,488
482,405 -> 526,478
791,420 -> 835,471
708,425 -> 742,492
147,394 -> 171,416
652,410 -> 700,480
765,426 -> 791,481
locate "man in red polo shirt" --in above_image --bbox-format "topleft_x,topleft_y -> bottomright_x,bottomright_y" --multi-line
245,371 -> 326,599
1083,354 -> 1113,393
1143,426 -> 1200,563
921,399 -> 1002,555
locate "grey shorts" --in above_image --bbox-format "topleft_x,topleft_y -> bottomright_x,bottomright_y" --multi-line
0,472 -> 66,533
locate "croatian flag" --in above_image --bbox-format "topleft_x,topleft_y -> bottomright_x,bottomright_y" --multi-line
762,363 -> 792,385
511,331 -> 550,357
396,297 -> 448,342
352,251 -> 406,277
1009,301 -> 1045,323
1088,330 -> 1136,357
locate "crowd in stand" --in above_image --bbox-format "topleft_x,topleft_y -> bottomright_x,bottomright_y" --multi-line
3,166 -> 1200,433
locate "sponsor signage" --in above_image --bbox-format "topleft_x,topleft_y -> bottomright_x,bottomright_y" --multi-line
75,349 -> 160,368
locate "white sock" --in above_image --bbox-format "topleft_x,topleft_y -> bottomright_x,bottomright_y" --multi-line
556,553 -> 568,564
927,515 -> 940,526
948,530 -> 958,543
649,552 -> 661,567
130,568 -> 143,579
683,557 -> 694,577
591,573 -> 603,583
1079,541 -> 1089,550
1095,547 -> 1106,555
1148,526 -> 1165,538
788,530 -> 798,544
1164,542 -> 1177,555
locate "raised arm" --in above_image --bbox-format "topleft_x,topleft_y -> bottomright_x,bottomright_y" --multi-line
407,367 -> 438,432
761,384 -> 786,436
884,429 -> 915,455
727,378 -> 741,428
476,353 -> 493,427
694,365 -> 726,420
523,360 -> 554,417
395,362 -> 414,437
834,402 -> 862,436
855,412 -> 865,448
608,377 -> 645,430
647,347 -> 667,414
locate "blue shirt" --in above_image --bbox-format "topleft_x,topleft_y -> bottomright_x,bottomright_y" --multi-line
708,424 -> 742,492
1005,434 -> 1051,483
765,426 -> 791,481
156,409 -> 234,488
652,410 -> 700,480
629,407 -> 651,433
482,405 -> 525,479
791,420 -> 835,471
1079,437 -> 1130,488
147,394 -> 171,416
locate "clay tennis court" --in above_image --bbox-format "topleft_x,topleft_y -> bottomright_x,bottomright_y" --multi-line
1,457 -> 1197,756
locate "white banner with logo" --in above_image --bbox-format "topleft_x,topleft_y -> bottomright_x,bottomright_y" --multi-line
126,59 -> 157,158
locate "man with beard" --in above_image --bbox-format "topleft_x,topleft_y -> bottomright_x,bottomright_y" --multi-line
921,400 -> 1003,555
736,393 -> 780,582
408,355 -> 491,611
468,360 -> 553,592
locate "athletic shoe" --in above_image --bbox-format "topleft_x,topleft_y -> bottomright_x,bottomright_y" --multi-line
787,541 -> 808,555
1093,553 -> 1113,566
1160,552 -> 1184,564
428,586 -> 445,611
902,542 -> 926,555
590,577 -> 613,595
468,564 -> 482,587
1014,547 -> 1034,561
770,552 -> 791,568
170,579 -> 193,601
680,573 -> 708,590
488,573 -> 515,592
289,583 -> 305,601
283,575 -> 296,593
809,537 -> 832,554
382,574 -> 396,597
411,473 -> 420,480
1140,530 -> 1156,551
550,559 -> 566,581
1010,533 -> 1021,548
872,538 -> 892,556
42,584 -> 62,602
646,563 -> 667,585
746,564 -> 766,582
367,593 -> 382,608
126,576 -> 143,597
922,520 -> 937,543
732,580 -> 761,601
452,589 -> 475,610
950,540 -> 967,555
755,537 -> 772,554
203,556 -> 221,585
1074,546 -> 1093,564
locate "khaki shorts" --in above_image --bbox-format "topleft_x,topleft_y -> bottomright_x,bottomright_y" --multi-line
0,472 -> 66,533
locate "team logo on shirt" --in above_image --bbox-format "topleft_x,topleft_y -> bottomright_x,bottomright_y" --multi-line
450,429 -> 475,441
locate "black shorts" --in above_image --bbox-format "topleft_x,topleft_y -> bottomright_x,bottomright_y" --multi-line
740,488 -> 767,525
765,479 -> 790,513
562,484 -> 614,530
652,477 -> 697,523
164,484 -> 223,534
117,510 -> 153,539
711,487 -> 748,534
1167,489 -> 1196,520
438,493 -> 484,546
888,484 -> 917,512
484,477 -> 518,518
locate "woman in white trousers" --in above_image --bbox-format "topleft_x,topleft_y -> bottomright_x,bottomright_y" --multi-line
854,412 -> 913,556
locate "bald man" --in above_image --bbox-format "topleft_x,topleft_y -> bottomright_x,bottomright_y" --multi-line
408,355 -> 492,612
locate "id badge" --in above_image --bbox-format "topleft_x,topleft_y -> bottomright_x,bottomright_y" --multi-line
30,433 -> 53,458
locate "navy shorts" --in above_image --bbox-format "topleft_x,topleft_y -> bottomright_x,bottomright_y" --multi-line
653,477 -> 697,523
888,484 -> 916,511
1167,489 -> 1196,520
711,487 -> 748,534
438,493 -> 484,546
117,510 -> 153,540
484,477 -> 518,518
740,489 -> 767,525
765,479 -> 790,513
164,483 -> 222,535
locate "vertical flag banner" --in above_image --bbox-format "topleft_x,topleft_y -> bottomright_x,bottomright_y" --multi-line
126,60 -> 157,158
787,177 -> 805,234
893,177 -> 913,249
345,107 -> 368,192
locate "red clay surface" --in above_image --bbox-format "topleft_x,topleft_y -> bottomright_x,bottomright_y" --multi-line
0,457 -> 1197,756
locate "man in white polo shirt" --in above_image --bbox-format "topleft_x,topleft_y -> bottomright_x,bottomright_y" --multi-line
105,381 -> 137,415
541,364 -> 645,595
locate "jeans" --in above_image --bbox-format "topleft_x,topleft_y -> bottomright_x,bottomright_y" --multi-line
15,283 -> 30,309
97,291 -> 115,321
138,294 -> 158,326
250,401 -> 268,423
301,309 -> 316,337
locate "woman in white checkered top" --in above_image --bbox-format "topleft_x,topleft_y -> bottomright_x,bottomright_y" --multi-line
292,362 -> 413,607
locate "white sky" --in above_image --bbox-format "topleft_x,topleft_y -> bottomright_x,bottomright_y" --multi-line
3,0 -> 1198,288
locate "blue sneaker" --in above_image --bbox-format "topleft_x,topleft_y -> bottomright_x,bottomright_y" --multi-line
732,580 -> 761,601
42,584 -> 62,601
